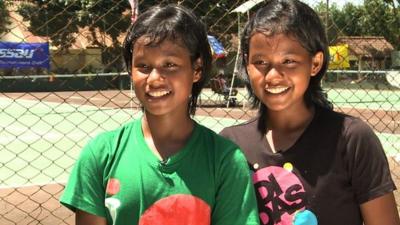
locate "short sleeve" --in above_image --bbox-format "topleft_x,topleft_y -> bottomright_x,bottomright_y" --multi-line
212,144 -> 259,225
344,118 -> 396,204
60,136 -> 108,217
219,127 -> 234,139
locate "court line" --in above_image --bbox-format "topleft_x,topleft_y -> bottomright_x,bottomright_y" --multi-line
0,181 -> 67,190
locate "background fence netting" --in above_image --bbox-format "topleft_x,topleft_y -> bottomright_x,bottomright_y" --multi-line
1,0 -> 399,224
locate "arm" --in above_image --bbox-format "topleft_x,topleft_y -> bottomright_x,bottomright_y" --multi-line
76,209 -> 107,225
344,119 -> 398,224
60,135 -> 111,222
361,192 -> 400,225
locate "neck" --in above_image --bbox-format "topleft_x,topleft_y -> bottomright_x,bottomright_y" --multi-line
264,105 -> 315,152
267,104 -> 315,132
142,113 -> 194,160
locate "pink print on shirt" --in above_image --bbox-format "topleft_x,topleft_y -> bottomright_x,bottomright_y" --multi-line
106,178 -> 121,195
253,166 -> 307,225
139,194 -> 211,225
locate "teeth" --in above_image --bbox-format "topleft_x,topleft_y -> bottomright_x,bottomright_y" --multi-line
148,90 -> 171,97
265,86 -> 289,94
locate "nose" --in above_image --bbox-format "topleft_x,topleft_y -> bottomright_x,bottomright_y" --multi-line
147,68 -> 163,83
264,67 -> 282,81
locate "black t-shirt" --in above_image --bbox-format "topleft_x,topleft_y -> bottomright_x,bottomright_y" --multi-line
220,106 -> 395,225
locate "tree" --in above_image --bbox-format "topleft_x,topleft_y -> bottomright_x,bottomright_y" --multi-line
17,1 -> 83,50
362,0 -> 399,49
313,2 -> 364,43
17,0 -> 247,49
314,0 -> 399,50
333,3 -> 364,38
79,0 -> 131,71
17,0 -> 131,72
0,0 -> 11,35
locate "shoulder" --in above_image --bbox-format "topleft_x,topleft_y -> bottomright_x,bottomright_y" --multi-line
341,114 -> 384,159
219,117 -> 263,148
324,109 -> 386,164
196,123 -> 247,161
319,107 -> 377,142
218,118 -> 265,159
197,123 -> 239,149
315,107 -> 377,142
84,119 -> 137,160
315,106 -> 346,124
342,115 -> 375,137
219,117 -> 259,139
196,124 -> 252,181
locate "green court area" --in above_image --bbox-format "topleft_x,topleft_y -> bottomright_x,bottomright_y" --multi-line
0,97 -> 243,188
201,87 -> 400,110
327,88 -> 400,110
0,88 -> 399,188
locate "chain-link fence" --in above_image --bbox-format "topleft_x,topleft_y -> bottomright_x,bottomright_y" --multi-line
0,0 -> 399,224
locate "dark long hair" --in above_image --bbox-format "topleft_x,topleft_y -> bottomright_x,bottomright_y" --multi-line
240,0 -> 333,133
123,4 -> 212,116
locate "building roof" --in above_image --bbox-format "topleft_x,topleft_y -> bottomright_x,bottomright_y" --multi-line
334,36 -> 394,58
68,27 -> 125,50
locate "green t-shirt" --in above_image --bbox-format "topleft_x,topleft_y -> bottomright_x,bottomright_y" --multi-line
60,118 -> 259,225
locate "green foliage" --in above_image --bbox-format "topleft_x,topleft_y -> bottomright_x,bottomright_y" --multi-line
16,0 -> 244,50
79,0 -> 131,45
314,0 -> 399,49
0,0 -> 11,35
124,0 -> 250,43
334,4 -> 364,37
18,1 -> 82,49
17,0 -> 131,72
17,0 -> 131,50
362,0 -> 399,49
181,1 -> 243,35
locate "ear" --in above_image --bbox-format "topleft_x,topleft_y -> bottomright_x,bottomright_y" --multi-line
310,51 -> 324,77
193,58 -> 202,83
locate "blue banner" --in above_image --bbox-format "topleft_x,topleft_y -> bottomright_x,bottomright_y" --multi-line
207,35 -> 226,59
0,42 -> 50,69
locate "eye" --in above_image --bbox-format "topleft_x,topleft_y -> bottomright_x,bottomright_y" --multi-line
164,62 -> 177,69
252,60 -> 270,71
253,60 -> 268,66
161,62 -> 179,74
248,60 -> 270,74
135,63 -> 151,74
283,59 -> 296,65
136,63 -> 148,68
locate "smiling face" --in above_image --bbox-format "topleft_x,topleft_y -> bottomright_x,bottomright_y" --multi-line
246,32 -> 323,113
131,37 -> 201,117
